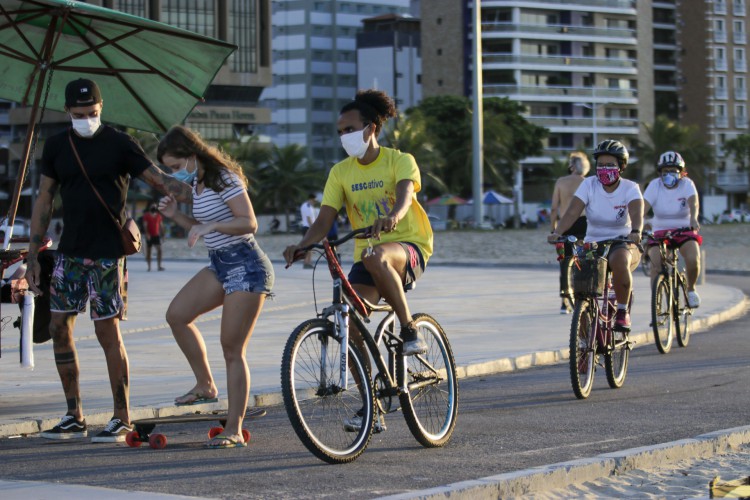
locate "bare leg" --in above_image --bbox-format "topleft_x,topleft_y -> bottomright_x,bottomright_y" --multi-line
145,244 -> 152,271
360,243 -> 411,326
166,267 -> 224,403
50,312 -> 82,419
647,245 -> 662,285
609,246 -> 640,306
93,317 -> 130,423
210,291 -> 265,442
156,244 -> 164,270
679,240 -> 701,290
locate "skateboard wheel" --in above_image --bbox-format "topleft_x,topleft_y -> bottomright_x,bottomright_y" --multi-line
241,429 -> 250,444
125,430 -> 142,448
208,426 -> 224,439
149,433 -> 167,449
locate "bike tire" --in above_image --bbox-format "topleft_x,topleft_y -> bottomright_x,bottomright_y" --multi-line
605,327 -> 630,389
281,319 -> 374,464
675,274 -> 692,347
569,300 -> 596,399
398,313 -> 459,448
651,274 -> 673,354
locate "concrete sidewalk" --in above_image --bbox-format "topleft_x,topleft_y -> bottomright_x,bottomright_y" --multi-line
0,258 -> 746,438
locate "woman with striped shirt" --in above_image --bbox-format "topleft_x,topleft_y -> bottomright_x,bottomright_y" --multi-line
157,126 -> 274,449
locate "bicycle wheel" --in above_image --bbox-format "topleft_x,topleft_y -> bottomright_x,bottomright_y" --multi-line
651,274 -> 673,354
399,313 -> 458,448
569,300 -> 596,399
281,319 -> 374,464
605,327 -> 630,389
675,274 -> 692,347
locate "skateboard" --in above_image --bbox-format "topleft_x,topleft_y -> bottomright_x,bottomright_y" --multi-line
125,407 -> 266,449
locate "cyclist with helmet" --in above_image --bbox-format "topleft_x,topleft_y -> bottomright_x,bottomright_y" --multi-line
643,151 -> 701,308
548,139 -> 644,331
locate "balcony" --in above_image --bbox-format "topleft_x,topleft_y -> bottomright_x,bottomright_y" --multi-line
484,84 -> 638,103
716,86 -> 729,99
482,0 -> 635,10
735,88 -> 747,100
716,59 -> 728,71
715,30 -> 727,43
716,115 -> 729,128
735,116 -> 748,128
735,59 -> 747,72
482,53 -> 637,72
734,31 -> 746,44
735,1 -> 747,16
482,22 -> 636,43
526,115 -> 639,131
716,171 -> 749,192
715,0 -> 728,14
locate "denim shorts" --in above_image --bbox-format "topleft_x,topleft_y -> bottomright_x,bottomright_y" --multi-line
208,240 -> 274,296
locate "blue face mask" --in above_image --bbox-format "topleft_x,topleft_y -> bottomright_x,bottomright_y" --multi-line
171,158 -> 196,184
662,172 -> 679,188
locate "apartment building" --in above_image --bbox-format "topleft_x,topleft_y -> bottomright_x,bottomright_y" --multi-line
260,0 -> 411,167
679,0 -> 749,206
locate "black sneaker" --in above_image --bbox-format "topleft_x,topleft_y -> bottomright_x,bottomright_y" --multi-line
400,324 -> 427,356
40,414 -> 88,440
91,417 -> 132,443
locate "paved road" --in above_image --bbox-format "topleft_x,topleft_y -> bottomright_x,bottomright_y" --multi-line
0,259 -> 747,498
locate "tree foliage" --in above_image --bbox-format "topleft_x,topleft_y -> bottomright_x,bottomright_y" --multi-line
403,96 -> 547,197
635,115 -> 714,189
722,134 -> 750,171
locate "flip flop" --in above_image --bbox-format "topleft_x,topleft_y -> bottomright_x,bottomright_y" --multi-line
174,392 -> 219,406
205,433 -> 246,449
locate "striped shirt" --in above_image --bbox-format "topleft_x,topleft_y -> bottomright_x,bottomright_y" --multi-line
192,171 -> 254,250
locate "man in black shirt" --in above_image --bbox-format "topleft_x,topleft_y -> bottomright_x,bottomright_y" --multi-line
25,78 -> 192,442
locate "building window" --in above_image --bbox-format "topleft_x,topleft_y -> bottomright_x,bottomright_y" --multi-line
230,0 -> 258,73
112,0 -> 146,17
162,0 -> 215,38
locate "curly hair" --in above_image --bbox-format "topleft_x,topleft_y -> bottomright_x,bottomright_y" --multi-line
156,125 -> 247,192
339,89 -> 397,135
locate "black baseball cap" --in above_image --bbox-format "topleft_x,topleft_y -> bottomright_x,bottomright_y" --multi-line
65,78 -> 102,108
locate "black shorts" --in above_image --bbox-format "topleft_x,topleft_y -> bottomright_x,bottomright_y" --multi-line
562,216 -> 587,257
348,242 -> 425,288
147,235 -> 161,246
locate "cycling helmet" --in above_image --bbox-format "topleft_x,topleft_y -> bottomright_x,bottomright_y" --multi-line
656,151 -> 686,171
593,139 -> 629,170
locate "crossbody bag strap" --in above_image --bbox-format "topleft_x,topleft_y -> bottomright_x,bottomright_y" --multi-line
68,131 -> 122,229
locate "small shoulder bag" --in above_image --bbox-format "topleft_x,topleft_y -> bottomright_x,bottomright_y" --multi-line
68,132 -> 142,255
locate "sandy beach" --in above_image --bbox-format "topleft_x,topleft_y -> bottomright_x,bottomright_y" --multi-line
152,223 -> 750,272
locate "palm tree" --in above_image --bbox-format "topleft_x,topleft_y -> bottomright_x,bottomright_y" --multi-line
635,116 -> 714,189
382,111 -> 447,198
255,144 -> 324,227
223,136 -> 272,198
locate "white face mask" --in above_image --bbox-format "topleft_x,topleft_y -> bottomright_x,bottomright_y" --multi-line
340,125 -> 371,159
71,115 -> 101,138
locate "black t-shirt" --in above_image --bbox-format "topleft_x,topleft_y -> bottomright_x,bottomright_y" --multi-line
41,126 -> 152,259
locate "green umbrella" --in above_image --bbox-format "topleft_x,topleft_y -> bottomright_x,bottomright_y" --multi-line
0,0 -> 236,245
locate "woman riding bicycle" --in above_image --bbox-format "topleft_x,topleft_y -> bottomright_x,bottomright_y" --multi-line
643,151 -> 702,308
548,139 -> 644,331
283,89 -> 434,356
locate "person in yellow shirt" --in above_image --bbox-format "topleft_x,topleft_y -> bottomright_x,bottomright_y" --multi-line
284,89 -> 433,358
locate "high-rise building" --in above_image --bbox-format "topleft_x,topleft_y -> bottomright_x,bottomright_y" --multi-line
679,0 -> 749,206
260,0 -> 411,167
421,1 -> 749,207
356,14 -> 422,111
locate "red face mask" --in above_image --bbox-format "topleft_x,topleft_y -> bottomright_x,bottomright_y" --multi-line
596,166 -> 620,186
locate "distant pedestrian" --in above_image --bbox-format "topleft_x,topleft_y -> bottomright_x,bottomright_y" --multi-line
299,193 -> 318,268
142,203 -> 165,271
550,151 -> 590,313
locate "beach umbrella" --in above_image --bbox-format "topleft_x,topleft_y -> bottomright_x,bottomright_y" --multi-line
0,0 -> 236,246
482,190 -> 513,205
426,194 -> 467,206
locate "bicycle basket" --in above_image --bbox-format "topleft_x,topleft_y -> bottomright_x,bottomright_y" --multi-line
572,258 -> 607,296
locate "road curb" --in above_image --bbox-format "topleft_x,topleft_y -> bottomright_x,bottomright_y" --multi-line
1,295 -> 746,439
377,425 -> 750,499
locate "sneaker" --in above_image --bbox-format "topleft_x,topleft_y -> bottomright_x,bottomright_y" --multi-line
91,417 -> 132,443
687,290 -> 701,308
614,309 -> 631,332
400,324 -> 427,356
560,301 -> 572,315
343,410 -> 386,434
40,414 -> 87,440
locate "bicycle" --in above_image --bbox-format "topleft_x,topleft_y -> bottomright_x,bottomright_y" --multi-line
644,228 -> 694,354
555,236 -> 635,399
281,228 -> 458,464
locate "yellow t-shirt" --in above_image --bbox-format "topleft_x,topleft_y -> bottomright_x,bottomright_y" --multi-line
322,147 -> 433,264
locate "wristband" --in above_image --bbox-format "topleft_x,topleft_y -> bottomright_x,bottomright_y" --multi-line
630,229 -> 641,235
